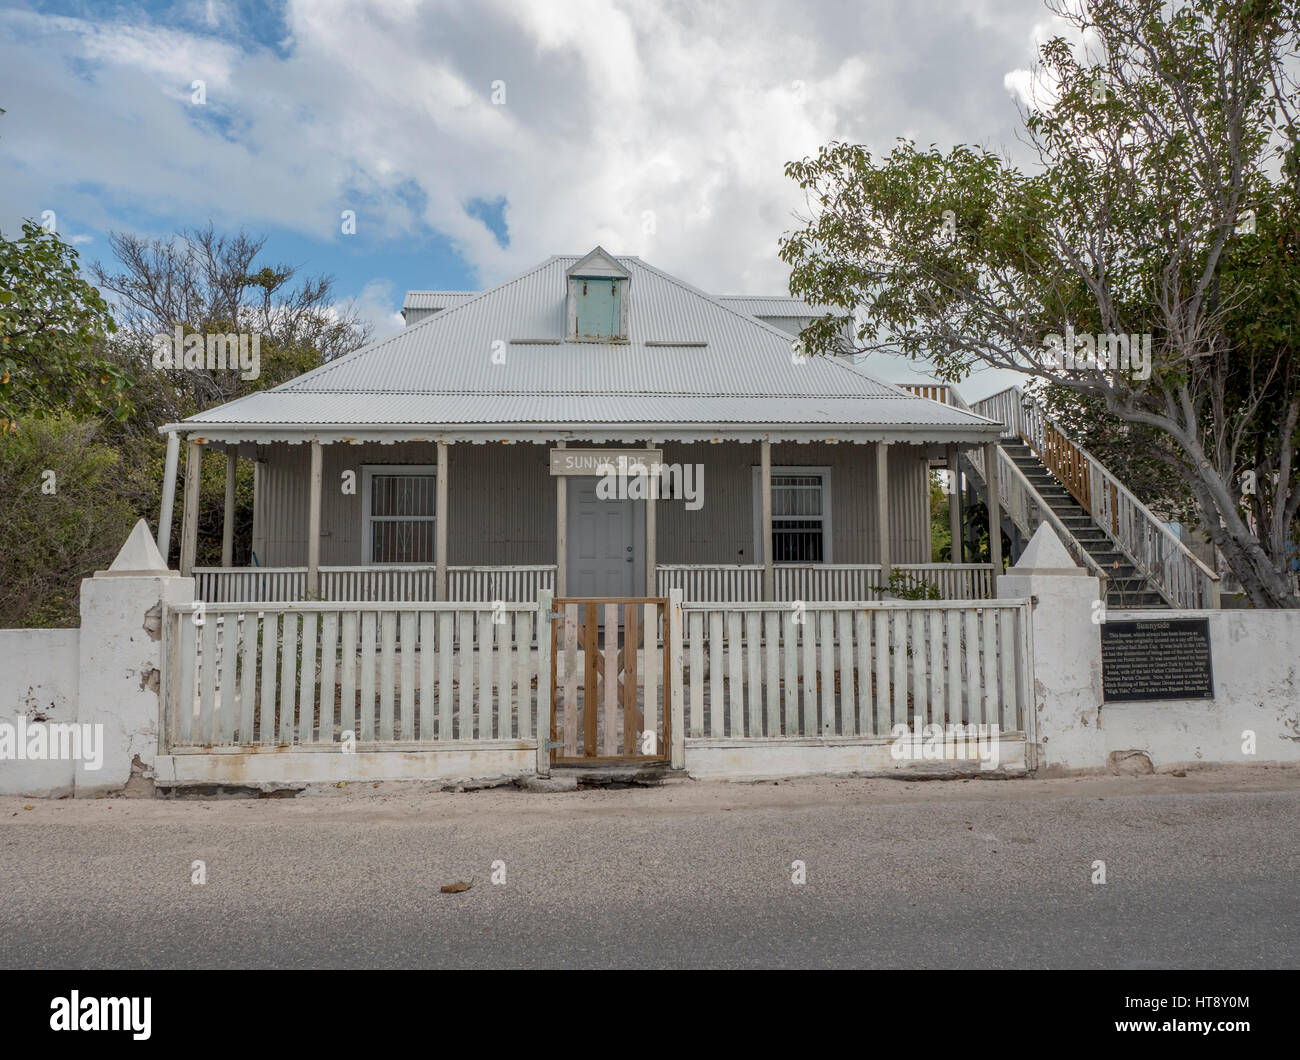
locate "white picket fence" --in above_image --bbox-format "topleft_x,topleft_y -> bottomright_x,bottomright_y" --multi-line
161,600 -> 549,750
161,595 -> 1034,775
193,565 -> 556,603
681,600 -> 1033,740
656,563 -> 995,602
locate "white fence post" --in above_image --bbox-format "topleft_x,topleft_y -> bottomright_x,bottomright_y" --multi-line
668,588 -> 685,769
536,590 -> 553,777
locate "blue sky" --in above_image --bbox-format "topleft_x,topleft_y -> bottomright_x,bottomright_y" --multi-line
0,0 -> 1060,397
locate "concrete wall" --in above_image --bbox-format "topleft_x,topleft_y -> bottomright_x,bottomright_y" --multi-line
0,522 -> 194,798
999,528 -> 1300,773
0,629 -> 81,796
250,439 -> 933,568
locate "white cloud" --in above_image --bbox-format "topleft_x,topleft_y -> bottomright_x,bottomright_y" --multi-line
0,0 -> 1046,334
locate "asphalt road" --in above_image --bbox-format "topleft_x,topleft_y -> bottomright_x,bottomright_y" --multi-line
1,768 -> 1298,968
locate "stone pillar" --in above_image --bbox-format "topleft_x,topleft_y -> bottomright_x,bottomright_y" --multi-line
77,520 -> 194,797
997,523 -> 1103,772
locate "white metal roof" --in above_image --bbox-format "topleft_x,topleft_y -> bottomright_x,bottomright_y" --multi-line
401,291 -> 477,311
717,294 -> 838,319
174,252 -> 1002,445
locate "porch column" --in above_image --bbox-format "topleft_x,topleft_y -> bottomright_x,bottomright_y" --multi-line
645,445 -> 657,597
307,439 -> 323,595
984,441 -> 1003,573
760,439 -> 773,601
156,430 -> 181,560
876,441 -> 891,583
179,439 -> 202,577
436,441 -> 449,601
221,450 -> 237,568
947,444 -> 962,564
555,441 -> 567,597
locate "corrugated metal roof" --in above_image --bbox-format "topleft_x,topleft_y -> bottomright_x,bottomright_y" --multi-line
179,253 -> 1000,439
402,291 -> 477,310
717,294 -> 839,319
185,392 -> 990,426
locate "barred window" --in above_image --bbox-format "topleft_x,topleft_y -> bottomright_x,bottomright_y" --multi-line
772,474 -> 826,562
752,466 -> 831,563
364,467 -> 437,564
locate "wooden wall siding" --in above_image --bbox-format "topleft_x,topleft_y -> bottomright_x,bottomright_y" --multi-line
251,440 -> 931,568
254,442 -> 557,568
655,442 -> 930,566
680,601 -> 1031,740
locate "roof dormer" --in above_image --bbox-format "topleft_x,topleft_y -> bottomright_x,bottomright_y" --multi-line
567,246 -> 629,341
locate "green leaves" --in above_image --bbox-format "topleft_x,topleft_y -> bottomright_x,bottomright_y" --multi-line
780,0 -> 1300,606
0,221 -> 132,423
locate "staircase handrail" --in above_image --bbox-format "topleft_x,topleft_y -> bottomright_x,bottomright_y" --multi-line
971,386 -> 1220,609
958,442 -> 1113,583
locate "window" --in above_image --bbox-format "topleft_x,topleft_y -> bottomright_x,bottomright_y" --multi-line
362,465 -> 437,564
574,277 -> 623,339
751,466 -> 832,563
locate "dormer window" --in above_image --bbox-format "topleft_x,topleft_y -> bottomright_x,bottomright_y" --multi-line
566,246 -> 629,341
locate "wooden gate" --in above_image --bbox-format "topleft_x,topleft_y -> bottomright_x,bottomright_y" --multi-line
550,598 -> 671,763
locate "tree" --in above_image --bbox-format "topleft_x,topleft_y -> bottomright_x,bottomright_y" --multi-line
781,0 -> 1300,607
90,224 -> 372,434
0,415 -> 141,627
0,221 -> 131,426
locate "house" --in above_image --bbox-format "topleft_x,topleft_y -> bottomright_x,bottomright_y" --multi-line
159,247 -> 1007,604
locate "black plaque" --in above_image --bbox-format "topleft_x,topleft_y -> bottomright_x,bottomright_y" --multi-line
1100,618 -> 1214,702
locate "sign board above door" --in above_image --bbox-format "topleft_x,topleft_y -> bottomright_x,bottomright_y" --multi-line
549,448 -> 662,476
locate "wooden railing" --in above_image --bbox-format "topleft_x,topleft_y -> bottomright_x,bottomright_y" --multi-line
973,386 -> 1220,609
193,565 -> 556,603
161,600 -> 547,751
901,383 -> 953,405
680,600 -> 1033,741
656,563 -> 995,602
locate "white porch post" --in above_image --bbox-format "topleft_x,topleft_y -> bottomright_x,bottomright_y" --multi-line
221,450 -> 237,569
179,439 -> 201,577
984,440 -> 1003,573
307,439 -> 323,595
645,444 -> 657,597
157,430 -> 181,560
436,441 -> 449,601
947,444 -> 962,564
555,441 -> 567,597
760,439 -> 773,601
876,440 -> 891,583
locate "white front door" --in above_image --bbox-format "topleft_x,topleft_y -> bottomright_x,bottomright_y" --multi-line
567,478 -> 641,598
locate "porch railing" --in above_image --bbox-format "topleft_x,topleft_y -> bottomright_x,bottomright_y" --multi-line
680,600 -> 1033,746
161,599 -> 550,752
193,564 -> 556,604
973,386 -> 1220,609
656,563 -> 995,602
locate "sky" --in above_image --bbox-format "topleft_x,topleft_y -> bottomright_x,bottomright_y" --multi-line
0,0 -> 1074,400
